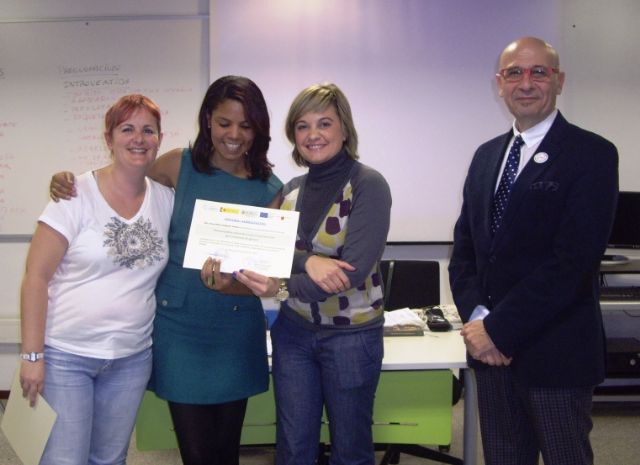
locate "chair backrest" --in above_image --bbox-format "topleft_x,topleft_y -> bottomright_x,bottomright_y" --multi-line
380,260 -> 440,310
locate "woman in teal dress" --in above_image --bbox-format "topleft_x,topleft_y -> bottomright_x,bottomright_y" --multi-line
148,76 -> 281,465
50,76 -> 282,465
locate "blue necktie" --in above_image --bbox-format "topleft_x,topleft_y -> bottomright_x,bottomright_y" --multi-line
491,135 -> 524,234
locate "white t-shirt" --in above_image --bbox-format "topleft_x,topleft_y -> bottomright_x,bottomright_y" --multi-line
39,171 -> 174,359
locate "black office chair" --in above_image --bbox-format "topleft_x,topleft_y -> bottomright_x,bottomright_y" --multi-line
378,259 -> 463,465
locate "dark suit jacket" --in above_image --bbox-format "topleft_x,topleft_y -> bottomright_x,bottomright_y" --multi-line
448,112 -> 618,388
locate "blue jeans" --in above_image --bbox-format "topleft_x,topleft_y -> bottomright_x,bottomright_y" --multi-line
40,346 -> 152,465
271,315 -> 383,465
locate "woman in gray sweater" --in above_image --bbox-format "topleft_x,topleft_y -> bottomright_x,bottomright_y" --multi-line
233,82 -> 392,465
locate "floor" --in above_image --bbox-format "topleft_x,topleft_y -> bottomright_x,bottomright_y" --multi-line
1,398 -> 639,464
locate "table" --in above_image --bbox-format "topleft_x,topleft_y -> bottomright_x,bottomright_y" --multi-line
379,331 -> 477,465
136,331 -> 478,465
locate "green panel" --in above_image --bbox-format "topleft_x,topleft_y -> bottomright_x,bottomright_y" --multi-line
239,387 -> 277,445
136,370 -> 453,450
135,384 -> 277,450
135,391 -> 177,451
320,418 -> 331,443
306,371 -> 452,446
372,370 -> 452,445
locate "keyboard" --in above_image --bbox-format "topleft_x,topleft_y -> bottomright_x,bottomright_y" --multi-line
600,286 -> 640,302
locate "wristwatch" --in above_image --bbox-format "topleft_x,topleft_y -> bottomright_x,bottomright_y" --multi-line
275,279 -> 289,302
20,352 -> 44,362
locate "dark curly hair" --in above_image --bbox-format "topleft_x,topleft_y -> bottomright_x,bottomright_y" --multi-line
190,76 -> 273,180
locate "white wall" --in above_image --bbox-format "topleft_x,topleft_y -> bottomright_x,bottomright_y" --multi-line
211,0 -> 560,241
210,0 -> 640,241
0,0 -> 207,19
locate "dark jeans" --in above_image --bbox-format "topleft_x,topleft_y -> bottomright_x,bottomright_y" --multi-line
271,315 -> 384,465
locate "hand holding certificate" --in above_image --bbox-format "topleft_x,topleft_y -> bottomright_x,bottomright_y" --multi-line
183,200 -> 299,278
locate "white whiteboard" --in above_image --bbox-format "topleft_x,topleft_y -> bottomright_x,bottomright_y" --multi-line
0,0 -> 205,20
0,18 -> 208,234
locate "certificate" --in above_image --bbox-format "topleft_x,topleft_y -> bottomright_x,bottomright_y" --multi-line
1,369 -> 57,465
183,200 -> 299,277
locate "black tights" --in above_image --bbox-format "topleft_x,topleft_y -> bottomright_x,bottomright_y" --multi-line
168,398 -> 248,465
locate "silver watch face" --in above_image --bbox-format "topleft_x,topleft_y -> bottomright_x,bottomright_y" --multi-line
276,288 -> 289,301
22,352 -> 41,362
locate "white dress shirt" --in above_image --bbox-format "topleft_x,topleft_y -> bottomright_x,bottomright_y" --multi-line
471,109 -> 558,322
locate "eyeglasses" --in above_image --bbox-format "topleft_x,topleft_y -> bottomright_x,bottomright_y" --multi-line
498,66 -> 560,82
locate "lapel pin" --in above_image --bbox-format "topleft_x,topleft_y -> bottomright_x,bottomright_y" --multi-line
533,152 -> 549,164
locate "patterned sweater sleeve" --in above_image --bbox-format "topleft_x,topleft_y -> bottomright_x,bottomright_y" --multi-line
288,165 -> 391,303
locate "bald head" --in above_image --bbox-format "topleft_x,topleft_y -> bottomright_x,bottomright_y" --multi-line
500,37 -> 560,70
496,36 -> 565,131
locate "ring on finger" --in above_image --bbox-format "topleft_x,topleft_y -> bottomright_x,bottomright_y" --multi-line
208,263 -> 216,286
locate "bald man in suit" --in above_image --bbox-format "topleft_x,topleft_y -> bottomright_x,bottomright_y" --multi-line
449,37 -> 618,465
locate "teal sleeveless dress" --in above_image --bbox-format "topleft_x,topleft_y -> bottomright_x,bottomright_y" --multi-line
149,149 -> 282,403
